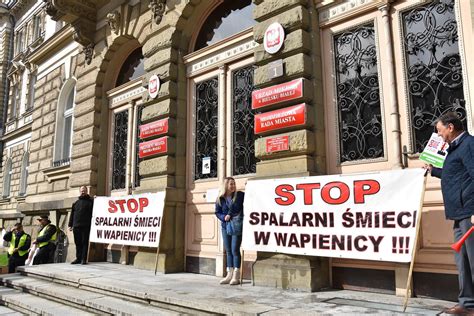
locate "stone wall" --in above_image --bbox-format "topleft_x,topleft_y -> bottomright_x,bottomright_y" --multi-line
28,65 -> 65,196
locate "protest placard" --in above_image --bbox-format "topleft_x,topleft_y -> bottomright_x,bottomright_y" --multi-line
419,133 -> 448,168
242,169 -> 425,262
89,192 -> 165,247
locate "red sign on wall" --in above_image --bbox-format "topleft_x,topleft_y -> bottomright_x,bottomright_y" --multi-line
252,78 -> 303,109
254,104 -> 306,134
139,118 -> 169,139
266,136 -> 289,153
139,137 -> 168,158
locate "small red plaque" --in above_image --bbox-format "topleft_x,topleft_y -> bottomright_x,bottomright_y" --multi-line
139,137 -> 168,158
254,104 -> 306,134
252,78 -> 303,110
266,136 -> 289,153
139,118 -> 169,139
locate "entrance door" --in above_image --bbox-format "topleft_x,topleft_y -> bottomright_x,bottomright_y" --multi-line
185,54 -> 256,275
105,78 -> 145,262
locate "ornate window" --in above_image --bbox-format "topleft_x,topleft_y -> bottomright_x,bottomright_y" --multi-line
334,24 -> 384,163
53,79 -> 76,166
111,110 -> 129,190
232,65 -> 257,175
19,152 -> 29,196
402,0 -> 466,153
134,105 -> 143,188
194,0 -> 255,50
195,77 -> 218,180
2,158 -> 12,198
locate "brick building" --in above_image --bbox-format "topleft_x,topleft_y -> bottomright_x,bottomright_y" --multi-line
0,0 -> 473,301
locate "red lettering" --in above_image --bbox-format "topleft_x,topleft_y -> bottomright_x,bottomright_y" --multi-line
115,199 -> 126,213
321,182 -> 350,205
127,199 -> 139,213
108,200 -> 117,213
295,183 -> 321,205
139,198 -> 149,212
275,184 -> 295,205
354,180 -> 380,204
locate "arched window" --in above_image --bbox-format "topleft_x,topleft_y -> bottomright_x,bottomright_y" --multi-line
115,47 -> 145,87
194,0 -> 255,51
53,79 -> 76,166
19,152 -> 29,196
2,158 -> 12,198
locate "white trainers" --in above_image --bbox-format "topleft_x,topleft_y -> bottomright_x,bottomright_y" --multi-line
219,268 -> 234,284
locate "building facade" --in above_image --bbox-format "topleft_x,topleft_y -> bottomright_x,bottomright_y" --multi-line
0,0 -> 473,301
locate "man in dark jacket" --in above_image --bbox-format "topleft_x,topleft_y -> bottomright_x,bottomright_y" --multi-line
69,186 -> 94,264
427,112 -> 474,315
32,215 -> 57,265
3,223 -> 31,273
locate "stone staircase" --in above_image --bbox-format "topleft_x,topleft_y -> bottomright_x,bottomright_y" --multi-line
0,264 -> 215,315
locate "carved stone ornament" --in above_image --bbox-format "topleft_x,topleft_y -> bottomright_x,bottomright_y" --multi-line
149,0 -> 166,25
106,11 -> 121,34
83,43 -> 94,65
42,0 -> 62,21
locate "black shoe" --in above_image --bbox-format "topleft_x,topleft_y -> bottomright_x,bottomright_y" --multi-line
81,261 -> 87,265
71,259 -> 81,264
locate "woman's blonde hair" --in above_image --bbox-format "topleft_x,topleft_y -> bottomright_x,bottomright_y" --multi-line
217,177 -> 237,205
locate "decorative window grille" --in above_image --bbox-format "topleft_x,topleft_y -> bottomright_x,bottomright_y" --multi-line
402,0 -> 466,153
195,77 -> 218,180
334,24 -> 384,163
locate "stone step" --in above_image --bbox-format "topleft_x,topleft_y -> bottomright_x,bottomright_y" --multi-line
17,264 -> 225,315
0,286 -> 94,315
0,304 -> 24,316
0,274 -> 181,316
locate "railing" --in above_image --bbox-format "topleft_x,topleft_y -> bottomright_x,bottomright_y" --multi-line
52,158 -> 70,167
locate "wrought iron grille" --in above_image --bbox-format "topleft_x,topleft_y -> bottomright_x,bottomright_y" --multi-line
402,0 -> 466,153
334,24 -> 384,163
195,77 -> 218,180
112,110 -> 128,190
134,105 -> 143,188
232,65 -> 257,175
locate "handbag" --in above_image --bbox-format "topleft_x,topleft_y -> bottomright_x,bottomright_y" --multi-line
225,215 -> 243,236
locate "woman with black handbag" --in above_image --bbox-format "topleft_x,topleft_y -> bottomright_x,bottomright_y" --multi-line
215,177 -> 245,285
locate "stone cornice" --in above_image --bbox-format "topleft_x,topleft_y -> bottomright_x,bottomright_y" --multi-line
43,0 -> 100,64
27,24 -> 74,65
10,0 -> 35,17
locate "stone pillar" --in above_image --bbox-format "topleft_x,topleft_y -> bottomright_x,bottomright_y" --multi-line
379,4 -> 403,169
251,0 -> 330,291
0,4 -> 12,131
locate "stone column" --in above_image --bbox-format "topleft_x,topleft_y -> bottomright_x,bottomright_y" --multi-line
379,4 -> 403,169
0,4 -> 12,132
250,0 -> 329,292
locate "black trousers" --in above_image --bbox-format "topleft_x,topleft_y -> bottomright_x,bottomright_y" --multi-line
8,254 -> 27,273
33,243 -> 56,265
73,226 -> 90,262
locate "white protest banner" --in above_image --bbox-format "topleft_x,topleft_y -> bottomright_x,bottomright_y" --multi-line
419,133 -> 448,168
90,192 -> 165,247
242,169 -> 425,262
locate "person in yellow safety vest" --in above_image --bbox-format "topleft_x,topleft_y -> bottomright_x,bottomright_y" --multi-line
32,215 -> 57,265
3,223 -> 31,273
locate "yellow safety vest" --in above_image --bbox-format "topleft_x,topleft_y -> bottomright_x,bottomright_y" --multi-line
38,224 -> 57,248
8,233 -> 28,257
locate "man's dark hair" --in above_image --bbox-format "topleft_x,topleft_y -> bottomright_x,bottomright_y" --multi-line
436,112 -> 464,132
14,223 -> 22,229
